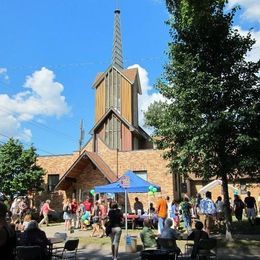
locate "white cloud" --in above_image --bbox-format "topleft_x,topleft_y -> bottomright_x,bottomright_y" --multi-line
0,68 -> 7,74
233,26 -> 260,62
0,67 -> 9,81
0,67 -> 69,142
127,64 -> 166,132
229,0 -> 260,22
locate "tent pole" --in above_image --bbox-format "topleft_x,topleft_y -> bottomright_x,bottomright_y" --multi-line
125,188 -> 128,235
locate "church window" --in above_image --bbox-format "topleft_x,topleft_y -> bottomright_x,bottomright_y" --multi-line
113,69 -> 117,107
117,72 -> 121,111
109,70 -> 113,108
134,170 -> 147,181
104,115 -> 121,150
105,69 -> 121,112
105,74 -> 109,111
47,174 -> 59,192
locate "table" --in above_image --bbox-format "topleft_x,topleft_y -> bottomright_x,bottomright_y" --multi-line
48,237 -> 64,244
123,214 -> 138,229
139,214 -> 158,228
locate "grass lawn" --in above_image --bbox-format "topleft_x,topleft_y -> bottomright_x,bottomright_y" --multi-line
49,219 -> 260,253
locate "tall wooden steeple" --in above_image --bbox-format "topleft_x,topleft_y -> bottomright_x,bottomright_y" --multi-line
91,9 -> 152,152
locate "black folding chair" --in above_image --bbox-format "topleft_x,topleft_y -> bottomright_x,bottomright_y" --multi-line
16,245 -> 42,260
52,238 -> 79,259
197,238 -> 217,259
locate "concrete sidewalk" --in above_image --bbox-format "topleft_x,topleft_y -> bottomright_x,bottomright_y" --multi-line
42,223 -> 141,259
41,223 -> 260,259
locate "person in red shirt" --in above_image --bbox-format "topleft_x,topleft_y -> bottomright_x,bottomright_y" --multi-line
39,200 -> 55,227
83,197 -> 92,213
71,199 -> 78,229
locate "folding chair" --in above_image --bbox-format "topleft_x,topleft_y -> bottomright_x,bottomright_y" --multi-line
157,238 -> 180,260
197,238 -> 217,259
184,240 -> 194,256
52,238 -> 79,259
16,245 -> 42,260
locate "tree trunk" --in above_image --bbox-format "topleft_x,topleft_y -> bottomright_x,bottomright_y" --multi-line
221,173 -> 233,240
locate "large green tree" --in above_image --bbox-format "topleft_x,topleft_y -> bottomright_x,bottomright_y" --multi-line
145,0 -> 260,238
0,138 -> 45,198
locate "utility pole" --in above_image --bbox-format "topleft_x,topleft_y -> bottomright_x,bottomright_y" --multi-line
78,119 -> 85,155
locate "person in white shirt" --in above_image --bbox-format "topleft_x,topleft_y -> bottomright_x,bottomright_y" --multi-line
215,196 -> 224,228
166,196 -> 171,218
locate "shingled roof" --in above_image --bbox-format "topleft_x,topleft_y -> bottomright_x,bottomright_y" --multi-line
55,151 -> 117,190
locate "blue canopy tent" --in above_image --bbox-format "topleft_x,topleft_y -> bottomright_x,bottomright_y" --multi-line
94,170 -> 161,193
94,170 -> 161,234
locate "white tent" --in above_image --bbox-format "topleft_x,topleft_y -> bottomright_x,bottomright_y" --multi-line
198,179 -> 238,194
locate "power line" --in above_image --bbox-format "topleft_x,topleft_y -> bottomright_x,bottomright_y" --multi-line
0,55 -> 166,72
0,105 -> 79,143
0,132 -> 57,155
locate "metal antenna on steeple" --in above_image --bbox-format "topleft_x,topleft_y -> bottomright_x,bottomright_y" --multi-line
78,119 -> 85,155
112,6 -> 123,69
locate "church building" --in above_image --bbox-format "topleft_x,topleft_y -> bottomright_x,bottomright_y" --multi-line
37,9 -> 180,211
37,9 -> 259,211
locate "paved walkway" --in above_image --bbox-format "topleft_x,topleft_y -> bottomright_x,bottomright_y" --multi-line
41,223 -> 260,259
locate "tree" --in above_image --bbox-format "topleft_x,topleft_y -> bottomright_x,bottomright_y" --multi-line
0,138 -> 45,198
145,0 -> 260,239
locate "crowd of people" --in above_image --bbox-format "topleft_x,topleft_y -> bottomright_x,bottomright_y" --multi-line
150,190 -> 258,236
0,194 -> 56,259
139,190 -> 258,258
0,190 -> 258,260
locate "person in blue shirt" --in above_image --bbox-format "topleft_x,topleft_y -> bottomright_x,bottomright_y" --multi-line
199,191 -> 216,234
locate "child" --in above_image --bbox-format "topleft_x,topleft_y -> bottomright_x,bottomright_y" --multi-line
22,214 -> 32,231
81,211 -> 90,230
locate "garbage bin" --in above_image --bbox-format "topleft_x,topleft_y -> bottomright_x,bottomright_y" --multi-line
140,249 -> 168,260
125,235 -> 137,253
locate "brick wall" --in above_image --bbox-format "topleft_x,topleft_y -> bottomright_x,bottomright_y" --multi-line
92,137 -> 174,210
37,137 -> 260,213
37,154 -> 78,182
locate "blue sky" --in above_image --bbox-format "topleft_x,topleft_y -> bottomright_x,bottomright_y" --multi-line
0,0 -> 259,156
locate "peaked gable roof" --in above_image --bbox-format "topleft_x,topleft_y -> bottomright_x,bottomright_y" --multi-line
89,107 -> 134,135
89,107 -> 149,140
55,151 -> 117,190
92,65 -> 141,94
